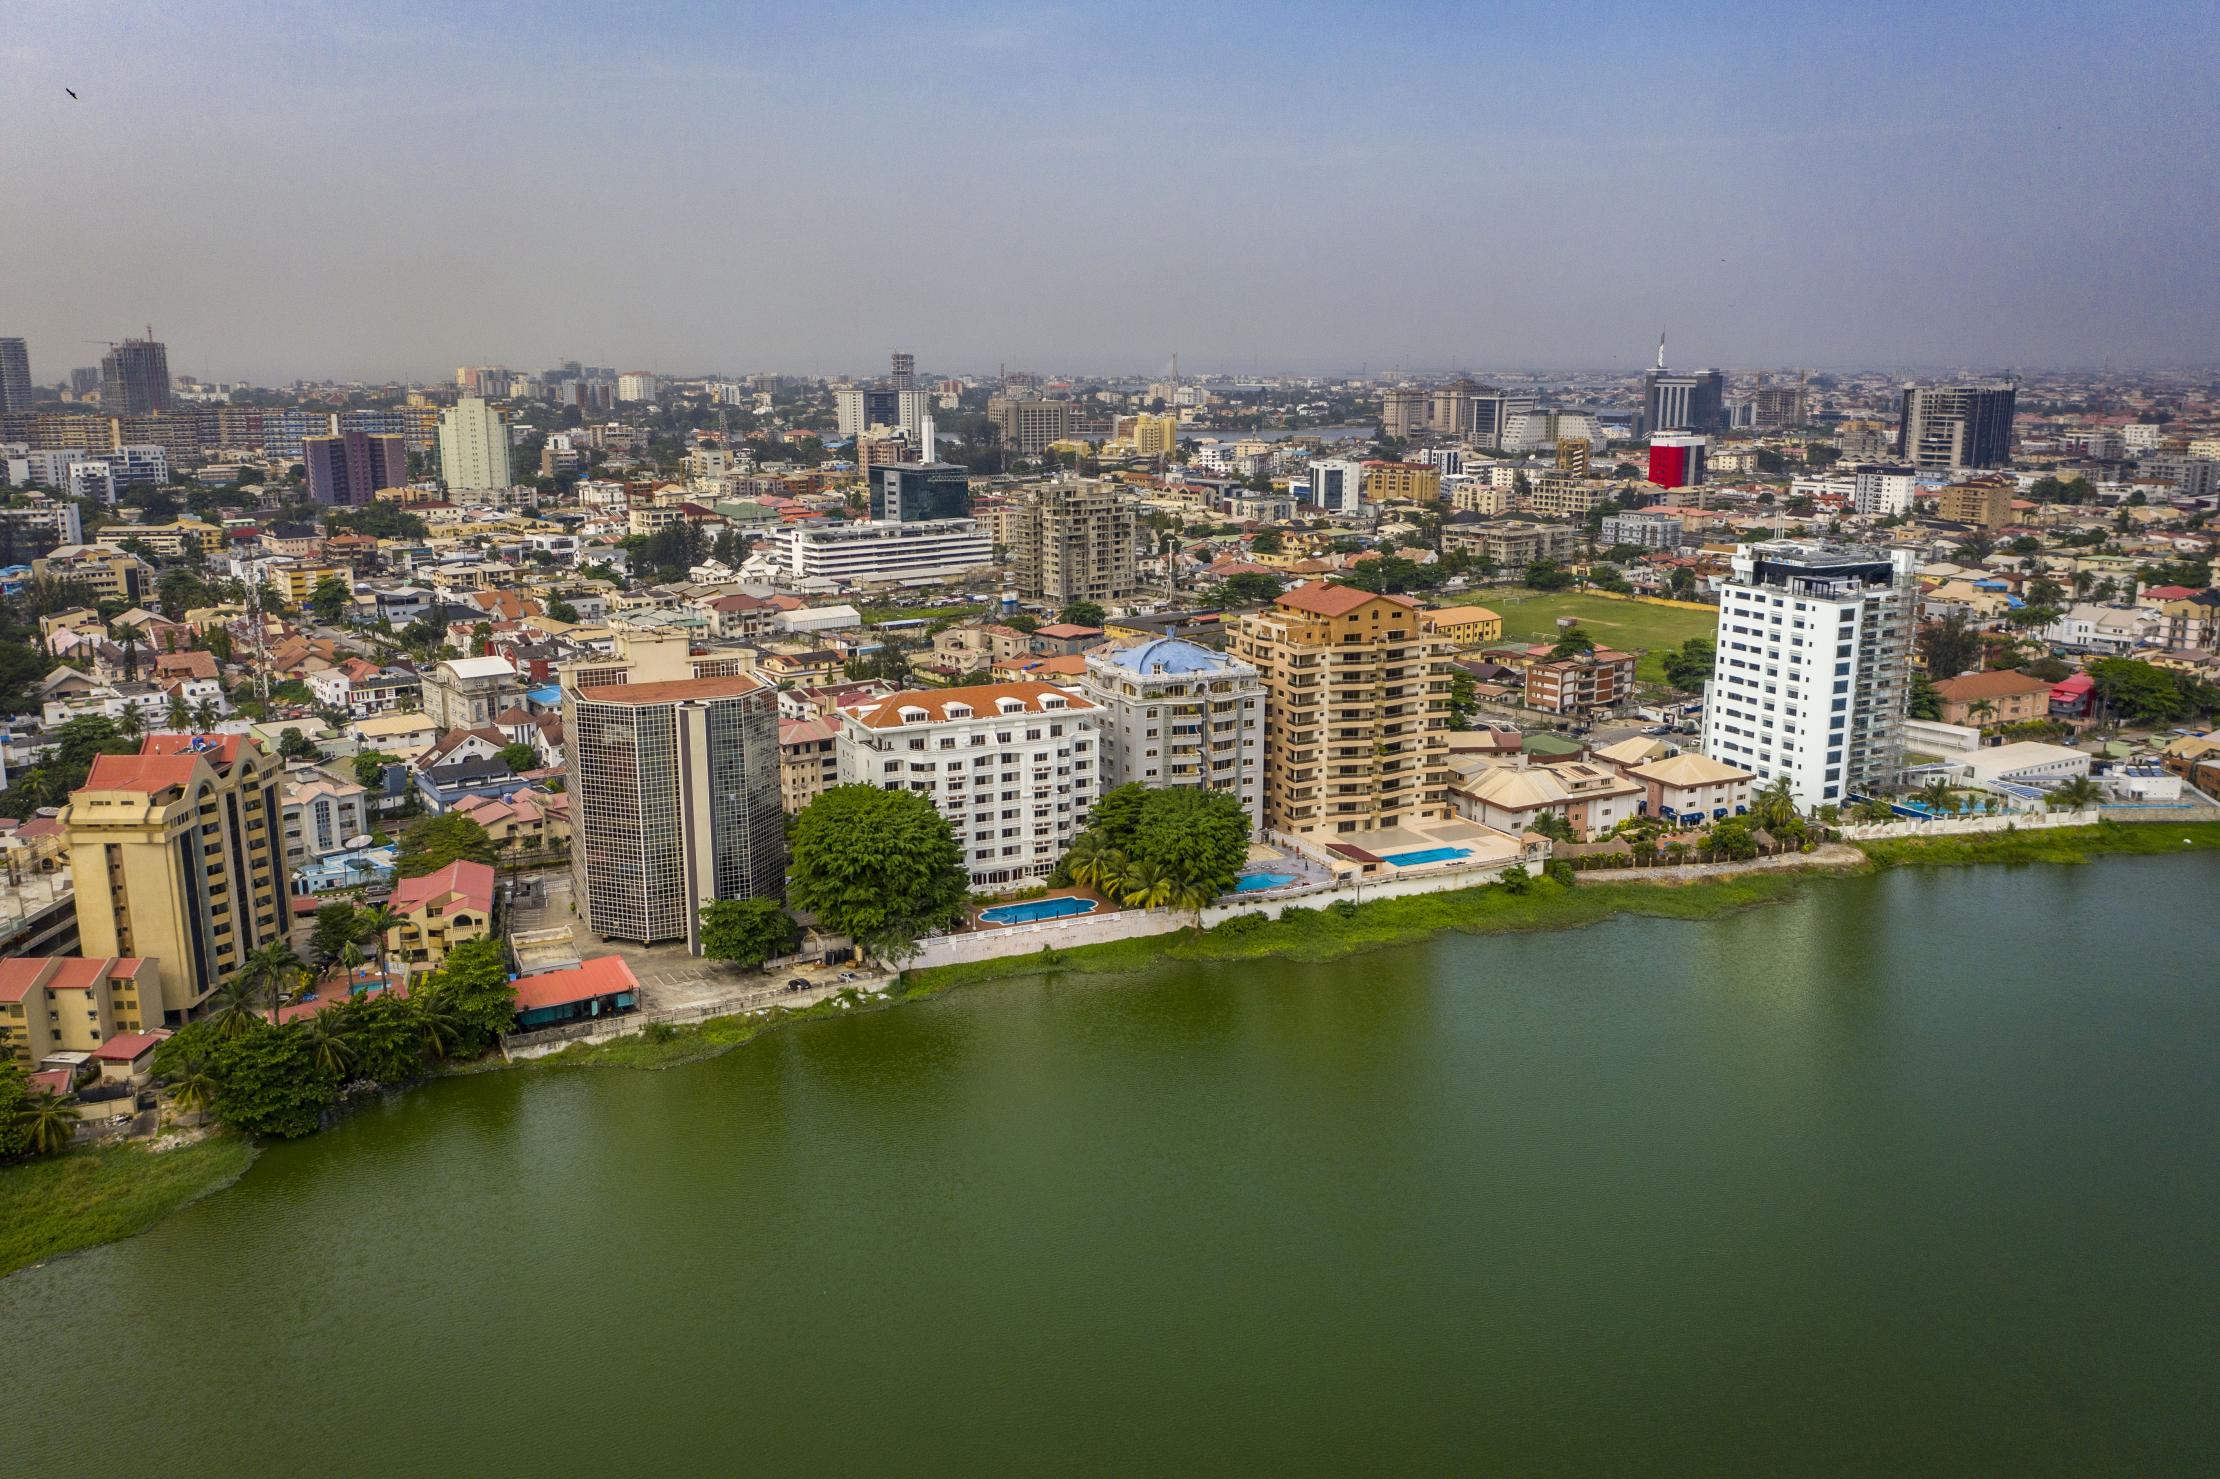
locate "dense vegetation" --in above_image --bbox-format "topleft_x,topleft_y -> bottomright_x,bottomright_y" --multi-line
787,785 -> 970,958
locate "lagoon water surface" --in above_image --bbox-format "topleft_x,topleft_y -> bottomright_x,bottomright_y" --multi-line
5,855 -> 2218,1476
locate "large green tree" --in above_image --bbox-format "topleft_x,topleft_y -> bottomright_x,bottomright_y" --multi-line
788,786 -> 969,959
416,938 -> 518,1056
393,812 -> 498,878
699,897 -> 802,968
1054,783 -> 1251,909
209,1022 -> 341,1138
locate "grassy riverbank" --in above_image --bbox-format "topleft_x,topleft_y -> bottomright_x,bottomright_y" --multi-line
0,1135 -> 253,1280
1856,819 -> 2220,869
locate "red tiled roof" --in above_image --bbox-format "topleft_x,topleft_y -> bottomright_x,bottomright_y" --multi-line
1276,580 -> 1416,616
82,752 -> 204,794
93,1030 -> 166,1062
850,680 -> 1097,728
513,955 -> 638,1012
389,859 -> 496,919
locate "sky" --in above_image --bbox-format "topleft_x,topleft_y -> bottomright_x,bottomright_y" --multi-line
4,0 -> 2218,383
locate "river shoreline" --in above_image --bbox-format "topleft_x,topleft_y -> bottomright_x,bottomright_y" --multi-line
7,819 -> 2217,1280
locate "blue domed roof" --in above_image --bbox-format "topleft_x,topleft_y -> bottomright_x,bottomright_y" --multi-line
1107,638 -> 1230,676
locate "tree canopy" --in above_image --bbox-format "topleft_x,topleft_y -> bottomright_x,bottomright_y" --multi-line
787,786 -> 970,959
699,897 -> 802,968
1055,783 -> 1251,909
393,812 -> 498,878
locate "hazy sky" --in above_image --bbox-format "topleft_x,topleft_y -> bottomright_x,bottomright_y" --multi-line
5,0 -> 2218,382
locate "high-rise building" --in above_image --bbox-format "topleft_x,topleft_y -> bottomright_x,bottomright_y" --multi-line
1129,412 -> 1179,458
302,430 -> 407,506
1079,639 -> 1266,830
100,333 -> 172,416
1306,459 -> 1365,512
835,682 -> 1101,891
1648,433 -> 1708,489
565,645 -> 785,952
0,337 -> 32,415
872,461 -> 971,522
1007,478 -> 1139,604
1896,383 -> 2016,470
1640,368 -> 1727,436
1751,377 -> 1809,430
616,372 -> 659,403
1935,481 -> 2014,530
1700,540 -> 1918,808
1851,465 -> 1917,518
1555,438 -> 1592,475
889,351 -> 916,389
988,395 -> 1073,456
64,734 -> 288,1022
1227,582 -> 1453,838
438,395 -> 513,490
1381,387 -> 1429,440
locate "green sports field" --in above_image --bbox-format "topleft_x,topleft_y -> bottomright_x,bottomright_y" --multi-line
1475,589 -> 1716,681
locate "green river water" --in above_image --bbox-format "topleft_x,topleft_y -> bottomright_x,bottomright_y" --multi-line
4,855 -> 2217,1476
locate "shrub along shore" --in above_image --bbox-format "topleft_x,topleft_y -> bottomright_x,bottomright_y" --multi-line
8,819 -> 2215,1282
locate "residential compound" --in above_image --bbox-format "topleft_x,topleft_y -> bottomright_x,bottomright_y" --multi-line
1700,541 -> 1919,808
1079,638 -> 1266,829
62,734 -> 288,1021
1228,583 -> 1452,839
563,638 -> 785,951
836,682 -> 1101,890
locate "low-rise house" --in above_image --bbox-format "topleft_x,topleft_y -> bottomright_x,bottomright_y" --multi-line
1423,605 -> 1504,647
448,788 -> 569,856
1445,757 -> 1642,839
1931,669 -> 2056,729
351,709 -> 440,757
310,658 -> 423,717
512,955 -> 640,1032
0,957 -> 163,1069
1620,752 -> 1755,824
387,859 -> 496,972
2039,603 -> 2160,655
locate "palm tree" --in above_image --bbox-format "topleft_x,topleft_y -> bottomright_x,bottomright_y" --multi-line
22,1090 -> 77,1156
165,1049 -> 219,1125
209,974 -> 266,1039
1750,776 -> 1799,832
108,624 -> 142,683
116,705 -> 145,741
193,698 -> 221,730
166,692 -> 190,728
338,940 -> 366,977
414,996 -> 462,1060
1916,778 -> 1957,815
356,904 -> 399,981
240,941 -> 303,1023
2048,776 -> 2102,811
298,1013 -> 358,1079
1967,699 -> 1997,730
1118,860 -> 1176,911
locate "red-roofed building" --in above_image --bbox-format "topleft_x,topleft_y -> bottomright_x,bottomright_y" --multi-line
0,957 -> 164,1070
513,956 -> 640,1031
388,860 -> 497,970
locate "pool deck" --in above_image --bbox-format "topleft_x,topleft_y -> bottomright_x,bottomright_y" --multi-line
967,888 -> 1112,931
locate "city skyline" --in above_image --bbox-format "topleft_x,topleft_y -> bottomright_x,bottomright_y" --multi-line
4,1 -> 2217,382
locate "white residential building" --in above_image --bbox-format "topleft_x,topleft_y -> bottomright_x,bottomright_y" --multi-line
1853,466 -> 1918,518
1700,540 -> 1919,807
1078,638 -> 1266,830
437,396 -> 512,491
283,778 -> 370,866
836,681 -> 1101,890
762,518 -> 992,588
615,373 -> 659,404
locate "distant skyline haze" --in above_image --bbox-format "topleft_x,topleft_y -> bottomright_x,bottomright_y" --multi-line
4,0 -> 2217,381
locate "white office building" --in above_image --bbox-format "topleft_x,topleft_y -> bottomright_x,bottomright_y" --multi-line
1306,459 -> 1364,513
615,372 -> 660,404
1078,638 -> 1266,830
1700,540 -> 1918,808
437,396 -> 513,491
762,518 -> 993,588
837,681 -> 1101,889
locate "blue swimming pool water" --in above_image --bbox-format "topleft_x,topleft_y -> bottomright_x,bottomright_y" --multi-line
1379,846 -> 1474,867
979,896 -> 1100,925
1235,872 -> 1297,892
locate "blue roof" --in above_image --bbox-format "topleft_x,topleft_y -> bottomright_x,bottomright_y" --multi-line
1106,638 -> 1235,676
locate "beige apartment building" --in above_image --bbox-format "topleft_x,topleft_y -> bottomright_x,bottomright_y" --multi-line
1227,582 -> 1453,838
1007,478 -> 1139,605
64,734 -> 288,1022
0,956 -> 164,1069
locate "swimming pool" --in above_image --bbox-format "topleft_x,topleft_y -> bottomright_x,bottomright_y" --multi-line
1378,846 -> 1474,867
978,896 -> 1100,926
1234,872 -> 1297,892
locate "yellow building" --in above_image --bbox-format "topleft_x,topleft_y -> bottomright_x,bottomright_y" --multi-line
1227,582 -> 1452,837
1362,461 -> 1443,503
1422,605 -> 1504,647
1131,413 -> 1179,458
1555,439 -> 1592,474
126,519 -> 226,558
0,957 -> 164,1070
65,734 -> 288,1023
387,859 -> 497,972
265,563 -> 344,608
1935,482 -> 2014,530
30,546 -> 155,605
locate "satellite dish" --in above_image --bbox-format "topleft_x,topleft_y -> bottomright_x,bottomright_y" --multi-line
343,834 -> 373,850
